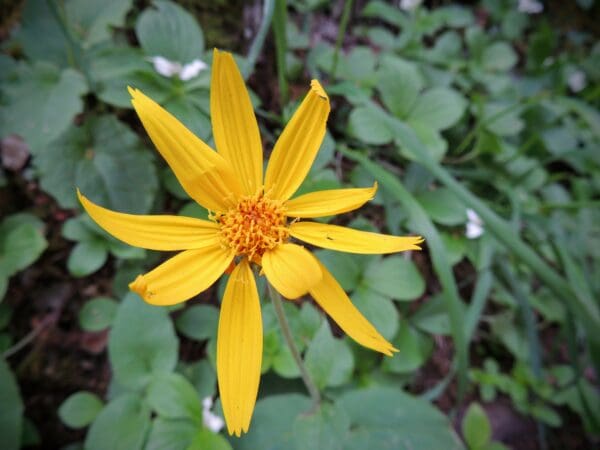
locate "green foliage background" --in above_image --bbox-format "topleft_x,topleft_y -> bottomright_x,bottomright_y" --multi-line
0,0 -> 599,449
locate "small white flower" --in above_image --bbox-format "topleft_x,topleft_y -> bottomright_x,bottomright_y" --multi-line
149,56 -> 207,81
465,208 -> 484,239
567,70 -> 586,93
399,0 -> 422,11
179,59 -> 209,81
518,0 -> 543,14
202,397 -> 225,433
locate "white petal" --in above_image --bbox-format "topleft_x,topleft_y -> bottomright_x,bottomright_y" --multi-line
517,0 -> 543,14
179,59 -> 208,81
466,222 -> 484,239
568,71 -> 586,93
150,56 -> 181,77
203,410 -> 225,433
466,208 -> 482,225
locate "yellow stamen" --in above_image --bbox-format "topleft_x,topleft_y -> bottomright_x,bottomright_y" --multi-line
215,192 -> 289,262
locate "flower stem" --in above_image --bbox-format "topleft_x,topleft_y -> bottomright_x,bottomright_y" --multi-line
267,283 -> 321,411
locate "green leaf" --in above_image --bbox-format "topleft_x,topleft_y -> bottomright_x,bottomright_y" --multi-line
482,103 -> 524,137
352,287 -> 399,340
188,428 -> 233,450
58,391 -> 104,429
0,63 -> 87,152
66,0 -> 134,47
0,220 -> 47,276
146,373 -> 202,421
78,297 -> 118,331
0,358 -> 24,450
234,394 -> 311,450
408,87 -> 467,131
67,240 -> 108,278
462,402 -> 491,450
145,418 -> 197,450
348,106 -> 394,145
291,403 -> 351,450
314,250 -> 364,292
85,394 -> 150,450
382,321 -> 432,374
305,322 -> 354,389
164,92 -> 212,141
338,387 -> 465,450
376,56 -> 424,118
411,295 -> 452,335
12,0 -> 70,66
481,42 -> 517,72
108,293 -> 178,389
178,360 -> 216,399
416,187 -> 467,226
364,256 -> 425,301
136,0 -> 205,64
175,305 -> 219,341
36,115 -> 158,213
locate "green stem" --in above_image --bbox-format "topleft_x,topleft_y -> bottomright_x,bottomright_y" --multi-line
330,0 -> 354,77
272,0 -> 289,107
267,283 -> 321,410
244,0 -> 275,79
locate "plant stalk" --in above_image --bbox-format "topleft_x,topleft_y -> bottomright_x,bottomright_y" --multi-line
267,283 -> 321,411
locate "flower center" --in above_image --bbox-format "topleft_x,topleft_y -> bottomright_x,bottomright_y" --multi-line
216,193 -> 289,262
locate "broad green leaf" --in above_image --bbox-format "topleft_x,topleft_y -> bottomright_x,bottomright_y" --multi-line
145,418 -> 197,450
188,428 -> 233,450
382,321 -> 432,374
78,297 -> 118,331
376,56 -> 424,118
338,46 -> 377,84
481,42 -> 517,72
462,402 -> 491,450
338,387 -> 465,450
178,360 -> 216,399
348,106 -> 394,145
37,115 -> 158,213
364,256 -> 425,301
12,0 -> 70,66
67,240 -> 108,278
408,87 -> 467,131
0,63 -> 87,153
0,221 -> 47,276
411,295 -> 452,335
85,394 -> 150,450
482,103 -> 524,136
406,120 -> 448,161
175,305 -> 219,342
416,187 -> 467,226
163,94 -> 212,141
314,250 -> 364,292
305,322 -> 354,389
108,293 -> 178,389
292,403 -> 351,450
146,373 -> 202,421
234,394 -> 311,450
58,391 -> 104,429
352,287 -> 399,340
136,0 -> 205,64
66,0 -> 134,47
0,358 -> 23,450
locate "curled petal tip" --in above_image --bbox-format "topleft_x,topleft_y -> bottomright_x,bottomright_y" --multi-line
310,79 -> 328,100
129,275 -> 148,299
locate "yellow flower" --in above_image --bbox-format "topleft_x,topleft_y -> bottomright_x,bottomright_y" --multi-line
78,49 -> 423,436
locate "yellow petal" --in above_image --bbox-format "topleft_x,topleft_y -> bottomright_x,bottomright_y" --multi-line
78,190 -> 220,250
290,221 -> 424,254
261,243 -> 322,299
285,183 -> 378,218
217,259 -> 262,436
264,80 -> 330,201
211,50 -> 262,195
309,259 -> 397,356
129,245 -> 233,305
129,87 -> 243,212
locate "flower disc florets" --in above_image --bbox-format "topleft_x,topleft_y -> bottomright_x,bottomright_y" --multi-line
216,192 -> 289,262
